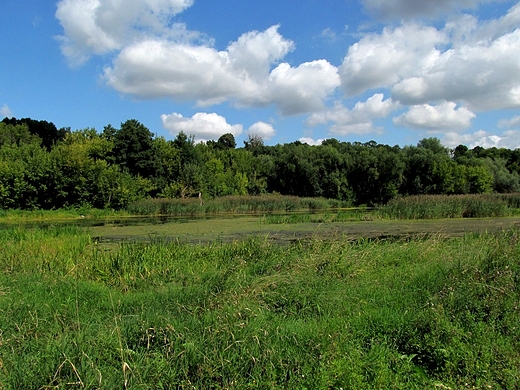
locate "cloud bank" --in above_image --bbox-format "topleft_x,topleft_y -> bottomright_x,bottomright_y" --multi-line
55,0 -> 520,146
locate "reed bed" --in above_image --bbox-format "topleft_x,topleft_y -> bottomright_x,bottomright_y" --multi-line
378,193 -> 520,219
0,207 -> 127,222
1,225 -> 519,388
127,194 -> 348,216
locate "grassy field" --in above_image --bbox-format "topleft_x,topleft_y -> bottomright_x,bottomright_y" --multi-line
1,223 -> 519,388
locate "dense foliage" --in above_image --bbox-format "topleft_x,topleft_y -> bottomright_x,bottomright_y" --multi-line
2,116 -> 520,210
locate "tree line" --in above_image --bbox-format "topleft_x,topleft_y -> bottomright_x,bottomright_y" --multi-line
1,117 -> 520,210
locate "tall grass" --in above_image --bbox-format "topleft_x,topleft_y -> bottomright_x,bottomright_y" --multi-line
378,193 -> 520,219
127,194 -> 349,216
0,207 -> 128,222
0,225 -> 519,388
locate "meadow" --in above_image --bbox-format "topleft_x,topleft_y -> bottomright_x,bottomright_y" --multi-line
1,219 -> 519,388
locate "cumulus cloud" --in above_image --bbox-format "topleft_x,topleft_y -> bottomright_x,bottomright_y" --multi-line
104,26 -> 340,114
247,121 -> 276,140
56,1 -> 340,114
55,0 -> 520,144
104,40 -> 248,104
361,0 -> 499,20
161,112 -> 242,141
341,3 -> 520,112
443,129 -> 520,149
227,25 -> 294,81
102,26 -> 292,105
393,101 -> 476,131
265,60 -> 340,115
307,93 -> 399,135
391,29 -> 520,110
1,104 -> 12,118
55,0 -> 195,66
339,24 -> 447,96
299,137 -> 324,146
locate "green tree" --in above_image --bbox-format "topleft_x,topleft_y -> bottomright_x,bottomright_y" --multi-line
152,136 -> 182,192
243,134 -> 265,154
0,122 -> 39,147
213,133 -> 237,150
417,137 -> 449,155
173,131 -> 197,164
112,119 -> 156,178
484,157 -> 520,193
401,145 -> 455,196
467,164 -> 493,193
2,117 -> 68,150
0,141 -> 53,209
348,142 -> 404,205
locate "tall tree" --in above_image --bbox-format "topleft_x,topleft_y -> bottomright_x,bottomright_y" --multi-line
2,117 -> 68,150
112,119 -> 156,178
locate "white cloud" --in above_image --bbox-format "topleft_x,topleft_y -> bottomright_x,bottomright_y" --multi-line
352,93 -> 400,118
443,129 -> 520,149
361,0 -> 500,20
299,137 -> 324,146
393,101 -> 476,131
341,4 -> 520,112
161,112 -> 242,141
247,122 -> 276,140
227,25 -> 294,81
392,28 -> 520,110
265,60 -> 340,115
339,24 -> 446,96
1,104 -> 12,118
55,0 -> 195,66
104,26 -> 340,115
306,93 -> 399,135
499,115 -> 520,128
104,40 -> 247,104
316,28 -> 337,42
57,1 -> 341,114
55,0 -> 520,146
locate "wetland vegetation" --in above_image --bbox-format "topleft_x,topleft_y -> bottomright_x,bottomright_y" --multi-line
1,194 -> 520,388
1,223 -> 519,388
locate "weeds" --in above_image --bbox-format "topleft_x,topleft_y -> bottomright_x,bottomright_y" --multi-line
127,194 -> 350,216
378,193 -> 520,219
0,225 -> 519,388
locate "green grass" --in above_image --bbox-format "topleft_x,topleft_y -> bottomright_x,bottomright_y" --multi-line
1,225 -> 519,388
0,206 -> 128,223
378,193 -> 520,219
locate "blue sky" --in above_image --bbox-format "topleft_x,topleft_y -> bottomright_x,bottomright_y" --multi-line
2,0 -> 520,149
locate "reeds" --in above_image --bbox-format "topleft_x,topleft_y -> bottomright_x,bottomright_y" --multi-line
378,193 -> 520,219
127,194 -> 348,216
